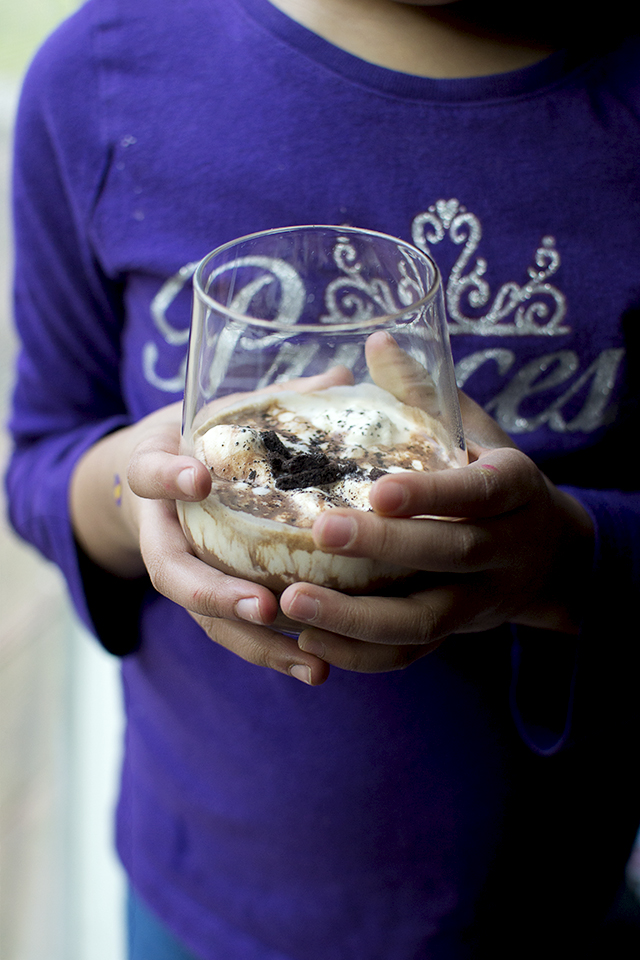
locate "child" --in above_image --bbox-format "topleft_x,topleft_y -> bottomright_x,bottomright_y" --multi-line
7,0 -> 640,956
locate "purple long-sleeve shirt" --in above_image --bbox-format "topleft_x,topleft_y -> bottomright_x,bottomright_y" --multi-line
7,1 -> 640,955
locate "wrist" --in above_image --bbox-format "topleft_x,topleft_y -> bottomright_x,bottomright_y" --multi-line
71,424 -> 147,578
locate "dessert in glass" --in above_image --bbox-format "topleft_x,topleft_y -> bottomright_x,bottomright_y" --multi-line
178,225 -> 466,600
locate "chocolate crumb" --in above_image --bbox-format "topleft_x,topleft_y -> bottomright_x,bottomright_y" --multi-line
369,467 -> 387,482
259,427 -> 363,491
276,455 -> 361,491
261,430 -> 293,460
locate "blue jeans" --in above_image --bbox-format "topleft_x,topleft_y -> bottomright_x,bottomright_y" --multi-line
127,888 -> 201,960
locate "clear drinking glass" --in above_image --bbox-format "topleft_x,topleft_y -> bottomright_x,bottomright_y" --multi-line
178,225 -> 466,597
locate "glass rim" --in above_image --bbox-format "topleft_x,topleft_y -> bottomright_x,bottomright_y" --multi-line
192,224 -> 442,333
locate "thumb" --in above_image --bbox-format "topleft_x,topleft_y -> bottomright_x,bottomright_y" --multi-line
128,432 -> 211,502
458,389 -> 518,456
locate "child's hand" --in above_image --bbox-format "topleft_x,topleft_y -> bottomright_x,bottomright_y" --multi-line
126,409 -> 329,684
70,386 -> 345,685
279,393 -> 595,674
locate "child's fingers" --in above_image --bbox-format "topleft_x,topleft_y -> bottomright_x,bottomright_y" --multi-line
191,614 -> 330,685
365,330 -> 439,413
138,499 -> 328,684
297,629 -> 436,674
138,499 -> 275,620
458,389 -> 517,451
125,405 -> 211,502
289,575 -> 506,671
282,581 -> 466,647
367,447 -> 545,520
311,510 -> 494,574
128,443 -> 212,501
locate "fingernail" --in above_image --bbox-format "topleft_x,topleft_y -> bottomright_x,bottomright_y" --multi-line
290,664 -> 312,685
287,592 -> 319,623
177,467 -> 196,498
315,514 -> 357,549
375,479 -> 406,514
298,635 -> 326,658
235,597 -> 262,623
